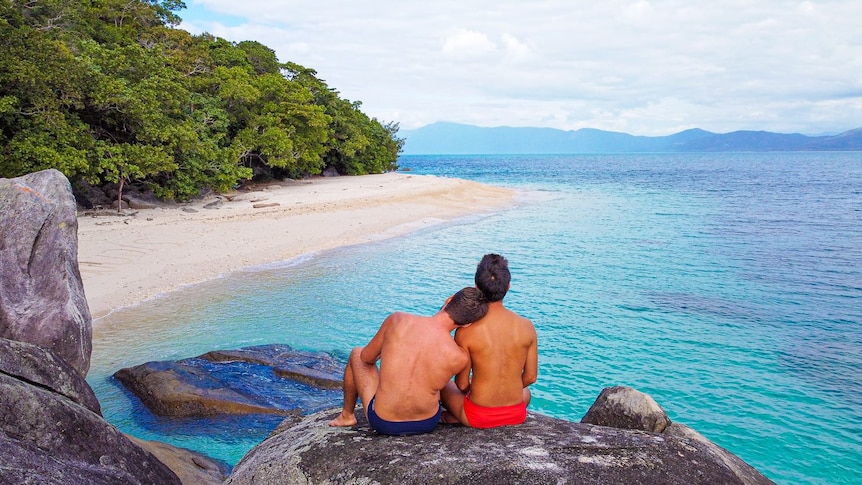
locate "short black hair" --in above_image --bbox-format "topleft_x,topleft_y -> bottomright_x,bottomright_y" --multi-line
445,287 -> 488,325
475,253 -> 510,302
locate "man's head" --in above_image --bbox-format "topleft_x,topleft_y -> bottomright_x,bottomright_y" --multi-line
445,287 -> 489,325
475,253 -> 510,302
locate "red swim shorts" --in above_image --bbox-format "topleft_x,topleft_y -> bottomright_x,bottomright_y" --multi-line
463,395 -> 527,429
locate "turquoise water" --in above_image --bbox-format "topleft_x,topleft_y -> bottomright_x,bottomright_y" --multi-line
87,153 -> 862,484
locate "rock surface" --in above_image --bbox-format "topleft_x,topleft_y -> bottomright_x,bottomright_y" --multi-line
0,169 -> 92,375
114,344 -> 343,417
201,346 -> 344,389
0,337 -> 101,415
0,369 -> 181,484
127,435 -> 230,485
226,393 -> 774,484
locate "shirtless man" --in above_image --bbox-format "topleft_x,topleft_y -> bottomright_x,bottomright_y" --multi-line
441,254 -> 538,428
328,287 -> 488,435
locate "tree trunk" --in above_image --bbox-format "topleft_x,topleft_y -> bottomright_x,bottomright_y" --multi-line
117,177 -> 124,213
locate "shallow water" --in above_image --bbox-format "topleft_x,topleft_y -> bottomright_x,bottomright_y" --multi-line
88,152 -> 862,484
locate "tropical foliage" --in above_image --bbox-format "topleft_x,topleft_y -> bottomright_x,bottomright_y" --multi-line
0,0 -> 403,200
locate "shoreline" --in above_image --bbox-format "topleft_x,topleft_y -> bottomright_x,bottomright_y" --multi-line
77,173 -> 515,322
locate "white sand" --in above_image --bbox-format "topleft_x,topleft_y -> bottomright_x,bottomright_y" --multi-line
77,173 -> 514,320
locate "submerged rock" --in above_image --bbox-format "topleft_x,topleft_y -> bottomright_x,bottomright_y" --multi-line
127,434 -> 231,485
226,387 -> 774,485
200,345 -> 344,389
114,344 -> 344,417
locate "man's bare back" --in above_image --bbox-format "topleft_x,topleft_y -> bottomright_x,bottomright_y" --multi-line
441,254 -> 538,428
328,287 -> 488,435
454,304 -> 537,407
372,312 -> 468,420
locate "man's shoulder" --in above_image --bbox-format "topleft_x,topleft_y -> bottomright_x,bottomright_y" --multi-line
504,308 -> 535,328
385,311 -> 419,323
492,306 -> 534,326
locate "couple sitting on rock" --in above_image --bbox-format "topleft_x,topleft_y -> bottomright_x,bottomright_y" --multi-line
329,254 -> 538,435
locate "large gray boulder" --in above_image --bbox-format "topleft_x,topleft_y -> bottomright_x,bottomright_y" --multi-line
226,405 -> 774,485
0,369 -> 181,484
0,169 -> 92,375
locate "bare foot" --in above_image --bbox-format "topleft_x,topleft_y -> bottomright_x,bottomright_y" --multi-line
328,411 -> 358,427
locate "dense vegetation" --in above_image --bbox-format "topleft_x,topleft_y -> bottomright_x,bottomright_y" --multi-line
0,0 -> 403,200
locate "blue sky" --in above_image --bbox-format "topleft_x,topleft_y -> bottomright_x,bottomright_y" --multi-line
178,1 -> 862,136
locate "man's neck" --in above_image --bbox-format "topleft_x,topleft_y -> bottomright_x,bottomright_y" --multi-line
433,311 -> 458,332
488,300 -> 505,309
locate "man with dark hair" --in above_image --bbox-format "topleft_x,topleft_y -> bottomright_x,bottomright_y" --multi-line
329,287 -> 488,435
441,254 -> 538,428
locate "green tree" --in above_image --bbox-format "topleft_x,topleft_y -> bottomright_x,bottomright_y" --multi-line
1,0 -> 403,200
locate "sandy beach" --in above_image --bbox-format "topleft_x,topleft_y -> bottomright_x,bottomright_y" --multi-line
77,173 -> 514,320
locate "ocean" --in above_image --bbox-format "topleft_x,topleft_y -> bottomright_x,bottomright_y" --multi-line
87,152 -> 862,484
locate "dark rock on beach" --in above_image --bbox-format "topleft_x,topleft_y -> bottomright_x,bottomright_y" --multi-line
226,388 -> 774,485
114,344 -> 344,417
0,169 -> 92,375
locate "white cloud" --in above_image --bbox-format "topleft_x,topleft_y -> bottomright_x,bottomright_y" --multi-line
442,29 -> 497,58
501,34 -> 530,62
180,0 -> 862,135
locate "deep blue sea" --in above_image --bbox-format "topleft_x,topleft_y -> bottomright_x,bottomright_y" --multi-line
87,153 -> 862,484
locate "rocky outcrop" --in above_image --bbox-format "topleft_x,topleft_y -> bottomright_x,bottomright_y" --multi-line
1,170 -> 198,484
1,355 -> 181,484
0,169 -> 92,375
113,344 -> 343,417
226,388 -> 774,485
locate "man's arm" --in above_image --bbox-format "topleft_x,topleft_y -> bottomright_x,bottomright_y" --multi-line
359,312 -> 397,364
521,324 -> 538,387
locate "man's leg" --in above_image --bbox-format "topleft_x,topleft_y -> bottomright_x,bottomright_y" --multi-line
329,347 -> 379,427
440,380 -> 470,426
523,387 -> 532,406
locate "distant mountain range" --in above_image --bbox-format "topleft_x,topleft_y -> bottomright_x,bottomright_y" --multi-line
400,122 -> 862,154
